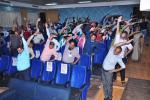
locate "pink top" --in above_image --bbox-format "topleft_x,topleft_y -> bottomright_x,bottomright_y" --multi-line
40,39 -> 58,62
78,36 -> 86,49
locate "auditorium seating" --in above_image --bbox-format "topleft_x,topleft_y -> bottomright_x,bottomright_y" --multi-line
4,57 -> 17,75
0,78 -> 71,100
33,44 -> 44,59
0,55 -> 10,72
30,58 -> 43,80
78,54 -> 91,70
0,38 -> 112,100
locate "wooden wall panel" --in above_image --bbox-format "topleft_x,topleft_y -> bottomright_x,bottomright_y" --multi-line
20,9 -> 28,25
46,10 -> 59,23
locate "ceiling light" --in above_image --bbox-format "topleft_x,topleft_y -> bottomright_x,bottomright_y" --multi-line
45,2 -> 57,6
78,1 -> 92,4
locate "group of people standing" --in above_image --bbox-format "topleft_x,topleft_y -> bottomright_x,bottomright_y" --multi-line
0,14 -> 149,100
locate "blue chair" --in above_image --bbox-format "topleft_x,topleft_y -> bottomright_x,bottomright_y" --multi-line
60,46 -> 66,55
55,62 -> 71,85
71,65 -> 88,100
78,54 -> 91,70
5,57 -> 17,75
0,57 -> 3,72
78,54 -> 91,86
93,52 -> 106,65
41,61 -> 57,82
71,65 -> 86,88
0,55 -> 10,72
33,44 -> 44,59
30,59 -> 43,80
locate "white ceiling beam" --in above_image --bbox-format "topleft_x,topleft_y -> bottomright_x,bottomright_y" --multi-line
0,0 -> 140,9
42,0 -> 140,9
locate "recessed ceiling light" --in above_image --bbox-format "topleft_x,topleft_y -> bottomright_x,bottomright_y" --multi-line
78,1 -> 92,4
45,2 -> 57,6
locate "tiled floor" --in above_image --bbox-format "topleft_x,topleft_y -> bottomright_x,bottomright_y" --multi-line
87,45 -> 150,100
121,78 -> 150,100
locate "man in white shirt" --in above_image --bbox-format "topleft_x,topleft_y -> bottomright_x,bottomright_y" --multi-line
102,39 -> 132,100
62,39 -> 80,64
113,17 -> 133,84
102,16 -> 133,100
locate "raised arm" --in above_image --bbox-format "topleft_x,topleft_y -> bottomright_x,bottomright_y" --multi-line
36,18 -> 40,30
45,23 -> 51,38
116,16 -> 122,36
52,38 -> 60,51
22,36 -> 28,52
113,39 -> 133,48
25,18 -> 30,31
128,31 -> 140,38
12,17 -> 18,31
113,16 -> 123,45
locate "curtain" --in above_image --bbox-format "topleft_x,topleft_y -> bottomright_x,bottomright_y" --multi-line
0,11 -> 21,27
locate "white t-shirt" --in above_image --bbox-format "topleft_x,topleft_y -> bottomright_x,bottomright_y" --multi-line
114,34 -> 133,58
62,45 -> 80,63
33,34 -> 45,44
103,47 -> 126,71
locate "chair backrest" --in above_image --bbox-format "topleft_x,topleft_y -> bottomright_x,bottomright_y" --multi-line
0,57 -> 2,71
71,65 -> 86,88
8,78 -> 36,100
33,44 -> 44,59
41,61 -> 57,82
60,46 -> 66,55
55,62 -> 71,85
8,78 -> 71,100
0,55 -> 10,72
6,57 -> 17,74
93,52 -> 106,64
78,54 -> 91,70
35,84 -> 71,100
31,59 -> 43,79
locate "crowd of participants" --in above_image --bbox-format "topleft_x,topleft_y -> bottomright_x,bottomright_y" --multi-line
0,15 -> 150,100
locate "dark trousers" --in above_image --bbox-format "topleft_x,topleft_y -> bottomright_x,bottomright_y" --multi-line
113,57 -> 127,82
16,68 -> 30,81
102,68 -> 113,99
92,64 -> 102,76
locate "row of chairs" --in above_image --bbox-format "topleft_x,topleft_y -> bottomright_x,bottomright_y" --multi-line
30,58 -> 90,100
0,55 -> 91,100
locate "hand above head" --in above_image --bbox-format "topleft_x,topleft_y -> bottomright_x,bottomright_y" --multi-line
118,16 -> 122,23
45,23 -> 48,28
37,18 -> 41,22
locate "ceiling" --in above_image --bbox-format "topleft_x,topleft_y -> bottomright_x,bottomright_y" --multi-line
0,0 -> 139,9
4,0 -> 122,5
